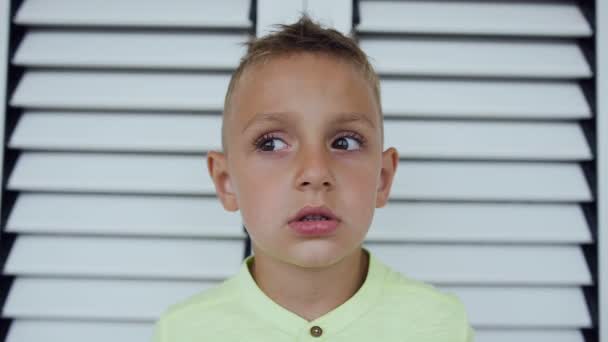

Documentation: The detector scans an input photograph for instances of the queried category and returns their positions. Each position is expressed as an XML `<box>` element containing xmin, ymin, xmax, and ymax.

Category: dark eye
<box><xmin>257</xmin><ymin>137</ymin><xmax>288</xmax><ymax>152</ymax></box>
<box><xmin>332</xmin><ymin>136</ymin><xmax>361</xmax><ymax>150</ymax></box>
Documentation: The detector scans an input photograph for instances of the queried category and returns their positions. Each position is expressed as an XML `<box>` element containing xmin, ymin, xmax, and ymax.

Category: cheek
<box><xmin>335</xmin><ymin>162</ymin><xmax>379</xmax><ymax>221</ymax></box>
<box><xmin>337</xmin><ymin>157</ymin><xmax>379</xmax><ymax>192</ymax></box>
<box><xmin>233</xmin><ymin>154</ymin><xmax>278</xmax><ymax>188</ymax></box>
<box><xmin>232</xmin><ymin>158</ymin><xmax>291</xmax><ymax>229</ymax></box>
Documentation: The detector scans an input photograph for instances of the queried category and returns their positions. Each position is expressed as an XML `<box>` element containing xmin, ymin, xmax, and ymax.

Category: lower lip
<box><xmin>288</xmin><ymin>219</ymin><xmax>339</xmax><ymax>236</ymax></box>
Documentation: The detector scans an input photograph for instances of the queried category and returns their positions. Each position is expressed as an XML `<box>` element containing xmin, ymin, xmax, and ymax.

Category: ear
<box><xmin>207</xmin><ymin>151</ymin><xmax>239</xmax><ymax>212</ymax></box>
<box><xmin>376</xmin><ymin>147</ymin><xmax>399</xmax><ymax>208</ymax></box>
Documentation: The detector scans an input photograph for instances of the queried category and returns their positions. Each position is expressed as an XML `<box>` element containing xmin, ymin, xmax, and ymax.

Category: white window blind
<box><xmin>357</xmin><ymin>1</ymin><xmax>595</xmax><ymax>342</ymax></box>
<box><xmin>0</xmin><ymin>1</ymin><xmax>601</xmax><ymax>342</ymax></box>
<box><xmin>2</xmin><ymin>1</ymin><xmax>251</xmax><ymax>342</ymax></box>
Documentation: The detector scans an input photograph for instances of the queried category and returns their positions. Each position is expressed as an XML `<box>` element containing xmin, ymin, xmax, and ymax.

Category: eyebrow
<box><xmin>241</xmin><ymin>111</ymin><xmax>376</xmax><ymax>133</ymax></box>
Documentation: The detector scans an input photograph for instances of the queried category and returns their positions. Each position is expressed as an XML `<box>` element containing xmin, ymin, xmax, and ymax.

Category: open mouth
<box><xmin>288</xmin><ymin>206</ymin><xmax>340</xmax><ymax>236</ymax></box>
<box><xmin>289</xmin><ymin>205</ymin><xmax>339</xmax><ymax>223</ymax></box>
<box><xmin>299</xmin><ymin>214</ymin><xmax>330</xmax><ymax>221</ymax></box>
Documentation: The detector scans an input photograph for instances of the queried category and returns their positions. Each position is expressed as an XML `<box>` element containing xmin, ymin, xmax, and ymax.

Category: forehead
<box><xmin>227</xmin><ymin>53</ymin><xmax>379</xmax><ymax>129</ymax></box>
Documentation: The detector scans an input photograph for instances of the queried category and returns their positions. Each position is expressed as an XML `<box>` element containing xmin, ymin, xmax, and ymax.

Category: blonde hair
<box><xmin>222</xmin><ymin>15</ymin><xmax>382</xmax><ymax>151</ymax></box>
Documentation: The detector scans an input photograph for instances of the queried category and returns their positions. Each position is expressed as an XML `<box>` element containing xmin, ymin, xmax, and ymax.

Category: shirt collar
<box><xmin>234</xmin><ymin>247</ymin><xmax>388</xmax><ymax>337</ymax></box>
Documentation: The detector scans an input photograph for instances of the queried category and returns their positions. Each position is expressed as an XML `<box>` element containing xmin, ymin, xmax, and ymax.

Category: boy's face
<box><xmin>208</xmin><ymin>53</ymin><xmax>398</xmax><ymax>269</ymax></box>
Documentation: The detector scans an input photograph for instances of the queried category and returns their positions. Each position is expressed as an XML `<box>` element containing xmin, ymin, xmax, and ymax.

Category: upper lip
<box><xmin>289</xmin><ymin>205</ymin><xmax>340</xmax><ymax>223</ymax></box>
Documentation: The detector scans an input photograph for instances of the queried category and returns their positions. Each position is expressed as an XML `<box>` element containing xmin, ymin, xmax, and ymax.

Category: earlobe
<box><xmin>376</xmin><ymin>147</ymin><xmax>399</xmax><ymax>208</ymax></box>
<box><xmin>207</xmin><ymin>151</ymin><xmax>239</xmax><ymax>212</ymax></box>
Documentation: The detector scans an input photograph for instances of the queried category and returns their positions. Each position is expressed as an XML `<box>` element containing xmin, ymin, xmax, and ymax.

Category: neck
<box><xmin>248</xmin><ymin>247</ymin><xmax>369</xmax><ymax>322</ymax></box>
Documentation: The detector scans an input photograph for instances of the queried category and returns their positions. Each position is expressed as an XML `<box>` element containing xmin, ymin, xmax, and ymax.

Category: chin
<box><xmin>284</xmin><ymin>241</ymin><xmax>353</xmax><ymax>269</ymax></box>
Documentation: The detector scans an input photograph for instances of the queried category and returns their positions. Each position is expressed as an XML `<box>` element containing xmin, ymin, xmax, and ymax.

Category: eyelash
<box><xmin>253</xmin><ymin>131</ymin><xmax>367</xmax><ymax>151</ymax></box>
<box><xmin>335</xmin><ymin>131</ymin><xmax>367</xmax><ymax>148</ymax></box>
<box><xmin>253</xmin><ymin>133</ymin><xmax>280</xmax><ymax>150</ymax></box>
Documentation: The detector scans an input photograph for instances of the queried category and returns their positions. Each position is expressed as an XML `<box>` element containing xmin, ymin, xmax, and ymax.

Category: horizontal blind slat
<box><xmin>7</xmin><ymin>321</ymin><xmax>152</xmax><ymax>342</ymax></box>
<box><xmin>6</xmin><ymin>194</ymin><xmax>590</xmax><ymax>243</ymax></box>
<box><xmin>361</xmin><ymin>38</ymin><xmax>591</xmax><ymax>78</ymax></box>
<box><xmin>2</xmin><ymin>278</ymin><xmax>216</xmax><ymax>320</ymax></box>
<box><xmin>11</xmin><ymin>112</ymin><xmax>223</xmax><ymax>153</ymax></box>
<box><xmin>5</xmin><ymin>320</ymin><xmax>586</xmax><ymax>342</ymax></box>
<box><xmin>446</xmin><ymin>286</ymin><xmax>591</xmax><ymax>327</ymax></box>
<box><xmin>358</xmin><ymin>1</ymin><xmax>592</xmax><ymax>37</ymax></box>
<box><xmin>6</xmin><ymin>193</ymin><xmax>244</xmax><ymax>238</ymax></box>
<box><xmin>10</xmin><ymin>71</ymin><xmax>229</xmax><ymax>111</ymax></box>
<box><xmin>367</xmin><ymin>242</ymin><xmax>591</xmax><ymax>285</ymax></box>
<box><xmin>5</xmin><ymin>236</ymin><xmax>243</xmax><ymax>279</ymax></box>
<box><xmin>14</xmin><ymin>31</ymin><xmax>248</xmax><ymax>69</ymax></box>
<box><xmin>392</xmin><ymin>161</ymin><xmax>591</xmax><ymax>202</ymax></box>
<box><xmin>381</xmin><ymin>79</ymin><xmax>590</xmax><ymax>119</ymax></box>
<box><xmin>384</xmin><ymin>120</ymin><xmax>591</xmax><ymax>161</ymax></box>
<box><xmin>5</xmin><ymin>236</ymin><xmax>591</xmax><ymax>284</ymax></box>
<box><xmin>15</xmin><ymin>0</ymin><xmax>252</xmax><ymax>28</ymax></box>
<box><xmin>7</xmin><ymin>153</ymin><xmax>593</xmax><ymax>201</ymax></box>
<box><xmin>11</xmin><ymin>112</ymin><xmax>592</xmax><ymax>161</ymax></box>
<box><xmin>370</xmin><ymin>202</ymin><xmax>591</xmax><ymax>243</ymax></box>
<box><xmin>474</xmin><ymin>329</ymin><xmax>584</xmax><ymax>342</ymax></box>
<box><xmin>11</xmin><ymin>72</ymin><xmax>591</xmax><ymax>118</ymax></box>
<box><xmin>3</xmin><ymin>279</ymin><xmax>591</xmax><ymax>327</ymax></box>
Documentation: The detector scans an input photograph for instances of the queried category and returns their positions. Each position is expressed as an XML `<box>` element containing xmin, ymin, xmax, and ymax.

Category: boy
<box><xmin>153</xmin><ymin>16</ymin><xmax>474</xmax><ymax>341</ymax></box>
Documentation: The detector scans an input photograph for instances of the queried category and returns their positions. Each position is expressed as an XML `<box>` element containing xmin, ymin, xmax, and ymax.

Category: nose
<box><xmin>295</xmin><ymin>144</ymin><xmax>334</xmax><ymax>191</ymax></box>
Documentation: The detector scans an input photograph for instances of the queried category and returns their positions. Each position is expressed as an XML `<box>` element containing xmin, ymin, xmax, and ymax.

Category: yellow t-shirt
<box><xmin>153</xmin><ymin>249</ymin><xmax>474</xmax><ymax>341</ymax></box>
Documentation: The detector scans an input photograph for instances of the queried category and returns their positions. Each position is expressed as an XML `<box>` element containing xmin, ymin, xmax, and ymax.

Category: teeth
<box><xmin>301</xmin><ymin>215</ymin><xmax>329</xmax><ymax>221</ymax></box>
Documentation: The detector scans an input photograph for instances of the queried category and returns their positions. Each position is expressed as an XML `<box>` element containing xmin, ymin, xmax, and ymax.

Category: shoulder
<box><xmin>376</xmin><ymin>262</ymin><xmax>474</xmax><ymax>341</ymax></box>
<box><xmin>382</xmin><ymin>267</ymin><xmax>461</xmax><ymax>308</ymax></box>
<box><xmin>153</xmin><ymin>275</ymin><xmax>243</xmax><ymax>342</ymax></box>
<box><xmin>169</xmin><ymin>277</ymin><xmax>240</xmax><ymax>316</ymax></box>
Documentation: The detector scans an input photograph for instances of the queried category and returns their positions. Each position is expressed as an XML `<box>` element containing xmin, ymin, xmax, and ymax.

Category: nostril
<box><xmin>298</xmin><ymin>179</ymin><xmax>332</xmax><ymax>188</ymax></box>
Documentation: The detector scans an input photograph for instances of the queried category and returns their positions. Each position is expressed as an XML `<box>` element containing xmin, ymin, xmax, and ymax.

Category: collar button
<box><xmin>310</xmin><ymin>325</ymin><xmax>323</xmax><ymax>337</ymax></box>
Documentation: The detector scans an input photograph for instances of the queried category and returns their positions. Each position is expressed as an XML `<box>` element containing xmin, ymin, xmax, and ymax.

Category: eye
<box><xmin>332</xmin><ymin>134</ymin><xmax>363</xmax><ymax>151</ymax></box>
<box><xmin>255</xmin><ymin>135</ymin><xmax>288</xmax><ymax>152</ymax></box>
